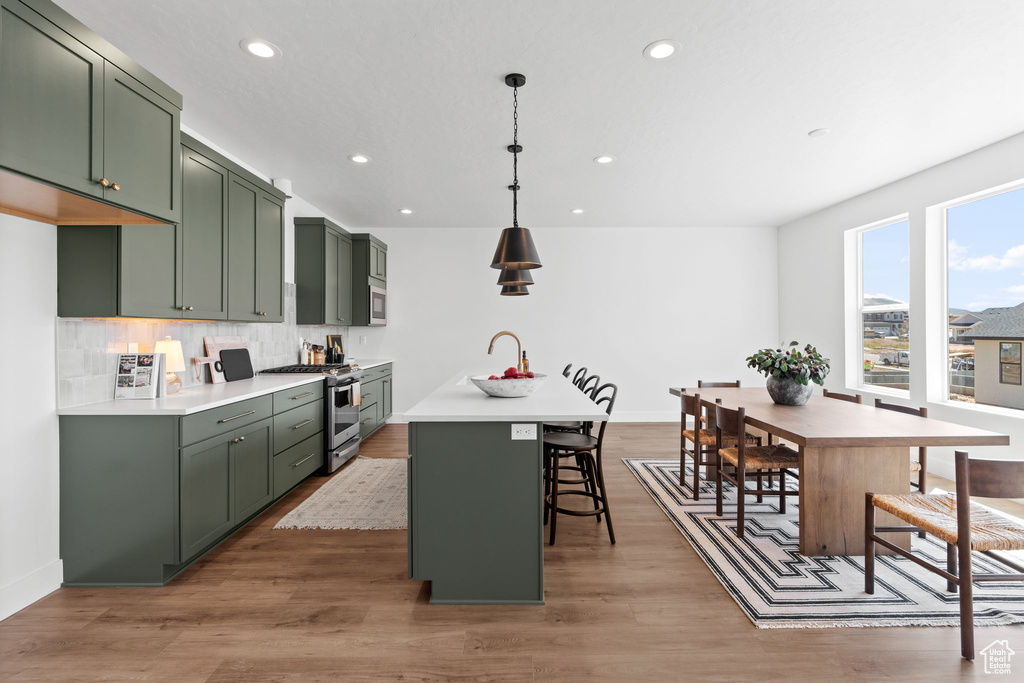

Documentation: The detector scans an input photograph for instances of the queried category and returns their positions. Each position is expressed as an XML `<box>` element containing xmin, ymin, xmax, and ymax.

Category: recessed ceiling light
<box><xmin>399</xmin><ymin>208</ymin><xmax>413</xmax><ymax>215</ymax></box>
<box><xmin>594</xmin><ymin>155</ymin><xmax>616</xmax><ymax>164</ymax></box>
<box><xmin>808</xmin><ymin>128</ymin><xmax>831</xmax><ymax>138</ymax></box>
<box><xmin>239</xmin><ymin>39</ymin><xmax>281</xmax><ymax>59</ymax></box>
<box><xmin>570</xmin><ymin>208</ymin><xmax>584</xmax><ymax>214</ymax></box>
<box><xmin>643</xmin><ymin>39</ymin><xmax>681</xmax><ymax>60</ymax></box>
<box><xmin>349</xmin><ymin>154</ymin><xmax>371</xmax><ymax>163</ymax></box>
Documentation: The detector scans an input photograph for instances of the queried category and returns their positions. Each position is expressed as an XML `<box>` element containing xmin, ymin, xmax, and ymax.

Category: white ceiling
<box><xmin>57</xmin><ymin>0</ymin><xmax>1024</xmax><ymax>228</ymax></box>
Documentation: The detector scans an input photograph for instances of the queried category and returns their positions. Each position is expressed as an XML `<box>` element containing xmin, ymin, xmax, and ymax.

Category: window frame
<box><xmin>999</xmin><ymin>342</ymin><xmax>1022</xmax><ymax>386</ymax></box>
<box><xmin>843</xmin><ymin>213</ymin><xmax>911</xmax><ymax>398</ymax></box>
<box><xmin>935</xmin><ymin>178</ymin><xmax>1024</xmax><ymax>410</ymax></box>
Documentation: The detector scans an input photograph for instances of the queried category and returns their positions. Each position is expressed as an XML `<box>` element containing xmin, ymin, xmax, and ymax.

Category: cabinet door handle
<box><xmin>383</xmin><ymin>379</ymin><xmax>390</xmax><ymax>384</ymax></box>
<box><xmin>338</xmin><ymin>317</ymin><xmax>345</xmax><ymax>321</ymax></box>
<box><xmin>111</xmin><ymin>182</ymin><xmax>121</xmax><ymax>191</ymax></box>
<box><xmin>179</xmin><ymin>306</ymin><xmax>187</xmax><ymax>311</ymax></box>
<box><xmin>258</xmin><ymin>311</ymin><xmax>267</xmax><ymax>317</ymax></box>
<box><xmin>186</xmin><ymin>306</ymin><xmax>194</xmax><ymax>311</ymax></box>
<box><xmin>291</xmin><ymin>453</ymin><xmax>316</xmax><ymax>468</ymax></box>
<box><xmin>291</xmin><ymin>418</ymin><xmax>314</xmax><ymax>430</ymax></box>
<box><xmin>290</xmin><ymin>392</ymin><xmax>315</xmax><ymax>400</ymax></box>
<box><xmin>98</xmin><ymin>178</ymin><xmax>110</xmax><ymax>187</ymax></box>
<box><xmin>232</xmin><ymin>435</ymin><xmax>246</xmax><ymax>443</ymax></box>
<box><xmin>218</xmin><ymin>410</ymin><xmax>255</xmax><ymax>424</ymax></box>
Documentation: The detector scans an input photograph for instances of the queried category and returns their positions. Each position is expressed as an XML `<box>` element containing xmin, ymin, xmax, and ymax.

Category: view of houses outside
<box><xmin>862</xmin><ymin>220</ymin><xmax>910</xmax><ymax>391</ymax></box>
<box><xmin>946</xmin><ymin>186</ymin><xmax>1024</xmax><ymax>409</ymax></box>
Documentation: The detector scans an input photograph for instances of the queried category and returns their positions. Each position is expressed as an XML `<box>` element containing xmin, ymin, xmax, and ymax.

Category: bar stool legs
<box><xmin>545</xmin><ymin>446</ymin><xmax>615</xmax><ymax>546</ymax></box>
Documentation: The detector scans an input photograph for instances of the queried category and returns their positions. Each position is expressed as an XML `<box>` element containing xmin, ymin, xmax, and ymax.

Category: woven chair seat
<box><xmin>871</xmin><ymin>493</ymin><xmax>1024</xmax><ymax>552</ymax></box>
<box><xmin>683</xmin><ymin>429</ymin><xmax>758</xmax><ymax>447</ymax></box>
<box><xmin>719</xmin><ymin>444</ymin><xmax>799</xmax><ymax>470</ymax></box>
<box><xmin>909</xmin><ymin>460</ymin><xmax>922</xmax><ymax>473</ymax></box>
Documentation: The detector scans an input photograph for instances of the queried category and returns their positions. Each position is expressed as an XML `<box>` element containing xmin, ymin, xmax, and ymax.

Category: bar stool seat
<box><xmin>719</xmin><ymin>444</ymin><xmax>799</xmax><ymax>470</ymax></box>
<box><xmin>543</xmin><ymin>431</ymin><xmax>597</xmax><ymax>450</ymax></box>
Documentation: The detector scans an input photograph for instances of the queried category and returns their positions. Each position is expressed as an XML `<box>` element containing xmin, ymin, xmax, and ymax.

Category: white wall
<box><xmin>778</xmin><ymin>131</ymin><xmax>1024</xmax><ymax>479</ymax></box>
<box><xmin>0</xmin><ymin>214</ymin><xmax>62</xmax><ymax>620</ymax></box>
<box><xmin>352</xmin><ymin>226</ymin><xmax>780</xmax><ymax>421</ymax></box>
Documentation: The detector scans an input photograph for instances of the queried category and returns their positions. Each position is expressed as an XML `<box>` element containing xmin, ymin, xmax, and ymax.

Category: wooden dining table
<box><xmin>669</xmin><ymin>386</ymin><xmax>1010</xmax><ymax>556</ymax></box>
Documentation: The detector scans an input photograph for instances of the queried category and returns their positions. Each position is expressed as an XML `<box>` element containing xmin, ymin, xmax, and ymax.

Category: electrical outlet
<box><xmin>511</xmin><ymin>424</ymin><xmax>537</xmax><ymax>440</ymax></box>
<box><xmin>359</xmin><ymin>335</ymin><xmax>367</xmax><ymax>345</ymax></box>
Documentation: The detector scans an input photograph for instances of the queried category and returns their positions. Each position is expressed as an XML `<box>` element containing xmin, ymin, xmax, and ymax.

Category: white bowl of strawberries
<box><xmin>470</xmin><ymin>368</ymin><xmax>548</xmax><ymax>398</ymax></box>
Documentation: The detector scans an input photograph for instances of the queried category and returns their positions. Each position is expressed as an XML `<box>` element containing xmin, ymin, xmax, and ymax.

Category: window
<box><xmin>1000</xmin><ymin>343</ymin><xmax>1021</xmax><ymax>385</ymax></box>
<box><xmin>945</xmin><ymin>184</ymin><xmax>1024</xmax><ymax>408</ymax></box>
<box><xmin>856</xmin><ymin>218</ymin><xmax>910</xmax><ymax>394</ymax></box>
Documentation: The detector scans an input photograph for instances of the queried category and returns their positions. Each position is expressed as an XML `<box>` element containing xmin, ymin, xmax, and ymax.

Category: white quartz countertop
<box><xmin>348</xmin><ymin>358</ymin><xmax>393</xmax><ymax>370</ymax></box>
<box><xmin>57</xmin><ymin>375</ymin><xmax>325</xmax><ymax>416</ymax></box>
<box><xmin>405</xmin><ymin>369</ymin><xmax>608</xmax><ymax>422</ymax></box>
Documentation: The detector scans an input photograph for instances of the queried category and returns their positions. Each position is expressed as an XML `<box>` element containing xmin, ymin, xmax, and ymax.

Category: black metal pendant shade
<box><xmin>491</xmin><ymin>227</ymin><xmax>541</xmax><ymax>270</ymax></box>
<box><xmin>500</xmin><ymin>285</ymin><xmax>530</xmax><ymax>296</ymax></box>
<box><xmin>491</xmin><ymin>72</ymin><xmax>541</xmax><ymax>279</ymax></box>
<box><xmin>496</xmin><ymin>268</ymin><xmax>534</xmax><ymax>286</ymax></box>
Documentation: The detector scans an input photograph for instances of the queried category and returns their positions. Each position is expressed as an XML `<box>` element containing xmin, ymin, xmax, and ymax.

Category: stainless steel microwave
<box><xmin>369</xmin><ymin>285</ymin><xmax>386</xmax><ymax>325</ymax></box>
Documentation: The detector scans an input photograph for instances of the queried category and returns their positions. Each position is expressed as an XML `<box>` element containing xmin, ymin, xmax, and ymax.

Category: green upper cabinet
<box><xmin>102</xmin><ymin>63</ymin><xmax>181</xmax><ymax>223</ymax></box>
<box><xmin>256</xmin><ymin>192</ymin><xmax>285</xmax><ymax>322</ymax></box>
<box><xmin>351</xmin><ymin>233</ymin><xmax>388</xmax><ymax>326</ymax></box>
<box><xmin>295</xmin><ymin>217</ymin><xmax>353</xmax><ymax>325</ymax></box>
<box><xmin>0</xmin><ymin>0</ymin><xmax>183</xmax><ymax>226</ymax></box>
<box><xmin>227</xmin><ymin>175</ymin><xmax>284</xmax><ymax>323</ymax></box>
<box><xmin>0</xmin><ymin>0</ymin><xmax>103</xmax><ymax>199</ymax></box>
<box><xmin>180</xmin><ymin>144</ymin><xmax>228</xmax><ymax>320</ymax></box>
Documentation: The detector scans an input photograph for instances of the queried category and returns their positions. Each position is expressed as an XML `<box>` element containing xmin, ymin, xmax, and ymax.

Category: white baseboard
<box><xmin>0</xmin><ymin>559</ymin><xmax>63</xmax><ymax>622</ymax></box>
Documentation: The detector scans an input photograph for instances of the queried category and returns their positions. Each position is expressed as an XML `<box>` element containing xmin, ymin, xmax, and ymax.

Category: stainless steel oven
<box><xmin>327</xmin><ymin>379</ymin><xmax>361</xmax><ymax>472</ymax></box>
<box><xmin>369</xmin><ymin>285</ymin><xmax>386</xmax><ymax>325</ymax></box>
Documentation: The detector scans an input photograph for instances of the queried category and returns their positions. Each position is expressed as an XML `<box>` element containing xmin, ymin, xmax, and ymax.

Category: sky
<box><xmin>861</xmin><ymin>186</ymin><xmax>1024</xmax><ymax>312</ymax></box>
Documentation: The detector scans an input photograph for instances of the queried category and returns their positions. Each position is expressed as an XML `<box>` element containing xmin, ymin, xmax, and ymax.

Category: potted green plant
<box><xmin>746</xmin><ymin>342</ymin><xmax>830</xmax><ymax>406</ymax></box>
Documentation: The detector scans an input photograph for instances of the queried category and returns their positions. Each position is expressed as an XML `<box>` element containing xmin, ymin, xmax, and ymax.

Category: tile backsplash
<box><xmin>56</xmin><ymin>283</ymin><xmax>349</xmax><ymax>408</ymax></box>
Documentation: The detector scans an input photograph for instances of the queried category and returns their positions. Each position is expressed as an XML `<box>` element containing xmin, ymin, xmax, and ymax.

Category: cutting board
<box><xmin>202</xmin><ymin>336</ymin><xmax>250</xmax><ymax>383</ymax></box>
<box><xmin>219</xmin><ymin>348</ymin><xmax>254</xmax><ymax>382</ymax></box>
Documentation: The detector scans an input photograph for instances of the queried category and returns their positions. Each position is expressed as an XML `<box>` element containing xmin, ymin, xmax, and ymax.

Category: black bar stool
<box><xmin>543</xmin><ymin>383</ymin><xmax>618</xmax><ymax>545</ymax></box>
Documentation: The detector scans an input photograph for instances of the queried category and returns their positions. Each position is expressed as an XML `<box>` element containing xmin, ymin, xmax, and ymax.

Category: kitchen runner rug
<box><xmin>274</xmin><ymin>457</ymin><xmax>406</xmax><ymax>530</ymax></box>
<box><xmin>624</xmin><ymin>458</ymin><xmax>1024</xmax><ymax>629</ymax></box>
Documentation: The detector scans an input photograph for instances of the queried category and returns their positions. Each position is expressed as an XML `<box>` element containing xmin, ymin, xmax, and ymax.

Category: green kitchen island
<box><xmin>405</xmin><ymin>370</ymin><xmax>608</xmax><ymax>604</ymax></box>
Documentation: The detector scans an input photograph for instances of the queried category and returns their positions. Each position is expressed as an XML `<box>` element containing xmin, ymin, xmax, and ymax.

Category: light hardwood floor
<box><xmin>1</xmin><ymin>423</ymin><xmax>1020</xmax><ymax>682</ymax></box>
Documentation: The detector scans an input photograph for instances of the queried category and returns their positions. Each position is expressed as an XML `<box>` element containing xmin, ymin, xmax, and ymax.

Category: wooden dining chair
<box><xmin>823</xmin><ymin>389</ymin><xmax>863</xmax><ymax>404</ymax></box>
<box><xmin>874</xmin><ymin>399</ymin><xmax>928</xmax><ymax>494</ymax></box>
<box><xmin>544</xmin><ymin>383</ymin><xmax>619</xmax><ymax>545</ymax></box>
<box><xmin>679</xmin><ymin>391</ymin><xmax>759</xmax><ymax>500</ymax></box>
<box><xmin>714</xmin><ymin>403</ymin><xmax>800</xmax><ymax>538</ymax></box>
<box><xmin>866</xmin><ymin>451</ymin><xmax>1024</xmax><ymax>661</ymax></box>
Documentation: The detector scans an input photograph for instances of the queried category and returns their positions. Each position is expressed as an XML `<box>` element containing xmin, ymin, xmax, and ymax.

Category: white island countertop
<box><xmin>57</xmin><ymin>375</ymin><xmax>325</xmax><ymax>416</ymax></box>
<box><xmin>405</xmin><ymin>369</ymin><xmax>608</xmax><ymax>422</ymax></box>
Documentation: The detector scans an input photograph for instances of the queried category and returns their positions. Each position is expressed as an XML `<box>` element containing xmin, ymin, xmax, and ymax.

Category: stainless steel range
<box><xmin>261</xmin><ymin>364</ymin><xmax>362</xmax><ymax>472</ymax></box>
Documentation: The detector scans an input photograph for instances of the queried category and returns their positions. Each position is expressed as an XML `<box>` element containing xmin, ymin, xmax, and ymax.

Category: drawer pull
<box><xmin>291</xmin><ymin>453</ymin><xmax>316</xmax><ymax>468</ymax></box>
<box><xmin>290</xmin><ymin>391</ymin><xmax>315</xmax><ymax>400</ymax></box>
<box><xmin>361</xmin><ymin>418</ymin><xmax>373</xmax><ymax>424</ymax></box>
<box><xmin>232</xmin><ymin>436</ymin><xmax>246</xmax><ymax>443</ymax></box>
<box><xmin>218</xmin><ymin>410</ymin><xmax>255</xmax><ymax>424</ymax></box>
<box><xmin>363</xmin><ymin>393</ymin><xmax>374</xmax><ymax>399</ymax></box>
<box><xmin>291</xmin><ymin>418</ymin><xmax>314</xmax><ymax>430</ymax></box>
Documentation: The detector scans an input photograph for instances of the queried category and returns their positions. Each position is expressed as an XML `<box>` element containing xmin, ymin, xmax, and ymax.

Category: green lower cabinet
<box><xmin>382</xmin><ymin>377</ymin><xmax>393</xmax><ymax>420</ymax></box>
<box><xmin>274</xmin><ymin>434</ymin><xmax>324</xmax><ymax>499</ymax></box>
<box><xmin>232</xmin><ymin>417</ymin><xmax>274</xmax><ymax>522</ymax></box>
<box><xmin>273</xmin><ymin>399</ymin><xmax>323</xmax><ymax>454</ymax></box>
<box><xmin>180</xmin><ymin>433</ymin><xmax>234</xmax><ymax>562</ymax></box>
<box><xmin>359</xmin><ymin>403</ymin><xmax>378</xmax><ymax>439</ymax></box>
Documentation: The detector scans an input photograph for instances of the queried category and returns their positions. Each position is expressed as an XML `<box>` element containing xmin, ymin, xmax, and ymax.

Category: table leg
<box><xmin>799</xmin><ymin>445</ymin><xmax>910</xmax><ymax>556</ymax></box>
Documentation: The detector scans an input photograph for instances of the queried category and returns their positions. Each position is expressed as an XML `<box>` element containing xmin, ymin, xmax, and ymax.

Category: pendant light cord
<box><xmin>512</xmin><ymin>84</ymin><xmax>519</xmax><ymax>229</ymax></box>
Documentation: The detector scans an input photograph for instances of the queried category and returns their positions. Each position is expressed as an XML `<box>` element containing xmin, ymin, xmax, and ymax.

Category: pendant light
<box><xmin>491</xmin><ymin>73</ymin><xmax>542</xmax><ymax>274</ymax></box>
<box><xmin>496</xmin><ymin>268</ymin><xmax>534</xmax><ymax>286</ymax></box>
<box><xmin>500</xmin><ymin>285</ymin><xmax>530</xmax><ymax>296</ymax></box>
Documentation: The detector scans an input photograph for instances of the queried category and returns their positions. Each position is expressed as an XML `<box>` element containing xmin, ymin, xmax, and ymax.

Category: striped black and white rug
<box><xmin>624</xmin><ymin>458</ymin><xmax>1024</xmax><ymax>629</ymax></box>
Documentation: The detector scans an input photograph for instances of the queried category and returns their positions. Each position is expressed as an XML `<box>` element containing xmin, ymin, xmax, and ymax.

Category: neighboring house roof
<box><xmin>949</xmin><ymin>312</ymin><xmax>985</xmax><ymax>328</ymax></box>
<box><xmin>965</xmin><ymin>302</ymin><xmax>1024</xmax><ymax>341</ymax></box>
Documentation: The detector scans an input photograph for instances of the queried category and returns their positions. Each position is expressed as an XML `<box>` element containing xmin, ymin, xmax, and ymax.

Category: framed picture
<box><xmin>327</xmin><ymin>334</ymin><xmax>344</xmax><ymax>359</ymax></box>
